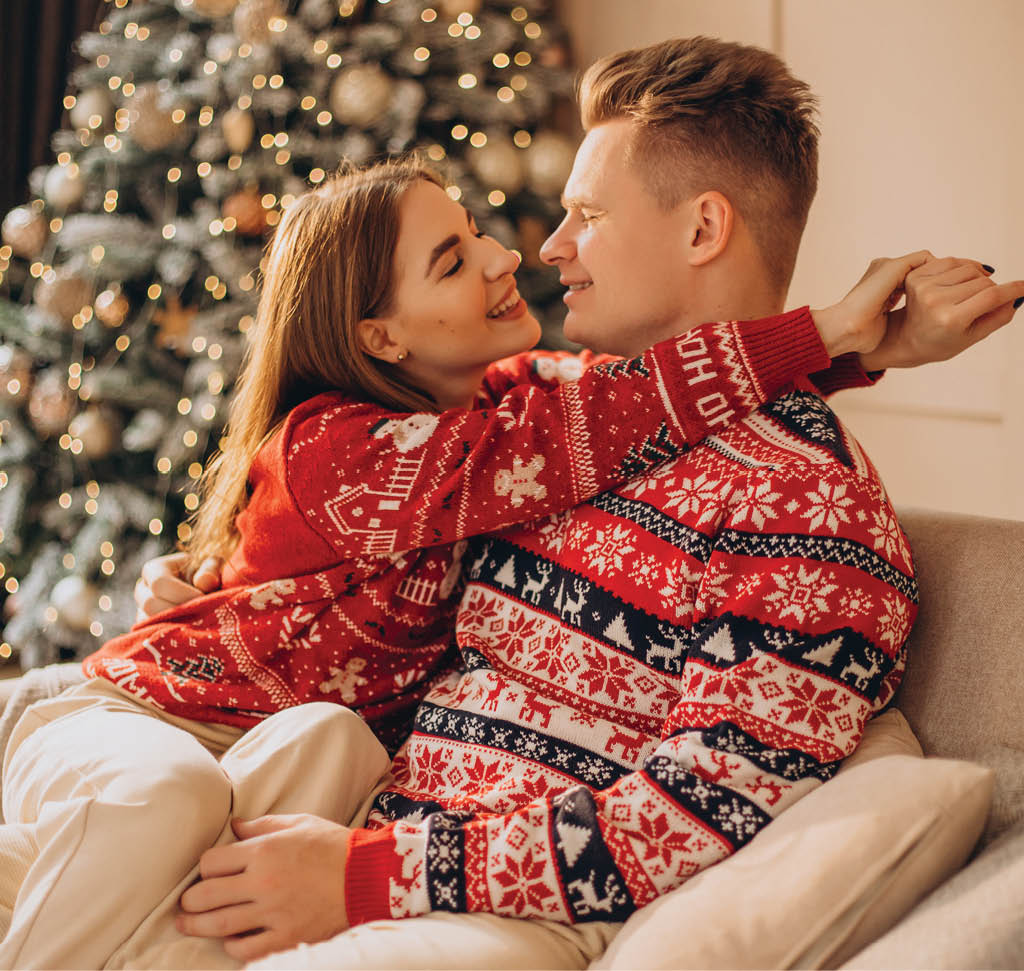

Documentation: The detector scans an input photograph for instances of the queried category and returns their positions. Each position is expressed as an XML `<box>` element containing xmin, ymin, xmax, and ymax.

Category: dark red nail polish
<box><xmin>982</xmin><ymin>264</ymin><xmax>995</xmax><ymax>273</ymax></box>
<box><xmin>1013</xmin><ymin>296</ymin><xmax>1023</xmax><ymax>310</ymax></box>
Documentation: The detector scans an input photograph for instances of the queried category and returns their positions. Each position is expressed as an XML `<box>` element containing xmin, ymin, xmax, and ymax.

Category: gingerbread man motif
<box><xmin>494</xmin><ymin>454</ymin><xmax>547</xmax><ymax>507</ymax></box>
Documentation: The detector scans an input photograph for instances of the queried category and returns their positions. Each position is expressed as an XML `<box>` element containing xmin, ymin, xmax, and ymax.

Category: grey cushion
<box><xmin>842</xmin><ymin>818</ymin><xmax>1024</xmax><ymax>969</ymax></box>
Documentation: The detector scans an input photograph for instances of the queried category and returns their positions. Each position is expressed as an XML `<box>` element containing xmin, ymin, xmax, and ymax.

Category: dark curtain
<box><xmin>0</xmin><ymin>0</ymin><xmax>105</xmax><ymax>215</ymax></box>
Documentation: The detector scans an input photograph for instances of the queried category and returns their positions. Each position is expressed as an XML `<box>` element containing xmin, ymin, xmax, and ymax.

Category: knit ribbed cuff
<box><xmin>345</xmin><ymin>826</ymin><xmax>404</xmax><ymax>927</ymax></box>
<box><xmin>811</xmin><ymin>352</ymin><xmax>883</xmax><ymax>397</ymax></box>
<box><xmin>735</xmin><ymin>306</ymin><xmax>832</xmax><ymax>400</ymax></box>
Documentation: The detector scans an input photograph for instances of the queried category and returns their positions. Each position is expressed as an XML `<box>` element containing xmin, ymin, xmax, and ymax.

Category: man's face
<box><xmin>539</xmin><ymin>119</ymin><xmax>694</xmax><ymax>357</ymax></box>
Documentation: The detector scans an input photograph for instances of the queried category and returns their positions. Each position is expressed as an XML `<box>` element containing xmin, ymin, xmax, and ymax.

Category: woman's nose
<box><xmin>484</xmin><ymin>236</ymin><xmax>522</xmax><ymax>279</ymax></box>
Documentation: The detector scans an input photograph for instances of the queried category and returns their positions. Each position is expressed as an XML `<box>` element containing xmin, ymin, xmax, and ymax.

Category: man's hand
<box><xmin>177</xmin><ymin>815</ymin><xmax>352</xmax><ymax>963</ymax></box>
<box><xmin>811</xmin><ymin>250</ymin><xmax>936</xmax><ymax>359</ymax></box>
<box><xmin>861</xmin><ymin>257</ymin><xmax>1024</xmax><ymax>370</ymax></box>
<box><xmin>133</xmin><ymin>552</ymin><xmax>222</xmax><ymax>623</ymax></box>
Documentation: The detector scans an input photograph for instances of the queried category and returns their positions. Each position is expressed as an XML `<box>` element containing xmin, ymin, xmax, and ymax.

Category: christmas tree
<box><xmin>0</xmin><ymin>0</ymin><xmax>578</xmax><ymax>671</ymax></box>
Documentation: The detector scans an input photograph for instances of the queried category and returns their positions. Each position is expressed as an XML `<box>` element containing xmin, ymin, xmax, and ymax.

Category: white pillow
<box><xmin>592</xmin><ymin>709</ymin><xmax>994</xmax><ymax>970</ymax></box>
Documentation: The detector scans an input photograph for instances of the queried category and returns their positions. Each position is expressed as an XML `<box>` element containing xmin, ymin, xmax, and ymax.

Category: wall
<box><xmin>556</xmin><ymin>0</ymin><xmax>1024</xmax><ymax>519</ymax></box>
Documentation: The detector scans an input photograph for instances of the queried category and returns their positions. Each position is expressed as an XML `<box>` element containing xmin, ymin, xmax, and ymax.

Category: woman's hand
<box><xmin>811</xmin><ymin>250</ymin><xmax>936</xmax><ymax>359</ymax></box>
<box><xmin>860</xmin><ymin>257</ymin><xmax>1024</xmax><ymax>370</ymax></box>
<box><xmin>133</xmin><ymin>552</ymin><xmax>222</xmax><ymax>623</ymax></box>
<box><xmin>177</xmin><ymin>814</ymin><xmax>352</xmax><ymax>963</ymax></box>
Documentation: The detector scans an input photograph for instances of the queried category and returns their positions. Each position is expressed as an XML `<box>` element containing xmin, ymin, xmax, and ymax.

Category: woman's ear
<box><xmin>357</xmin><ymin>317</ymin><xmax>406</xmax><ymax>364</ymax></box>
<box><xmin>686</xmin><ymin>190</ymin><xmax>734</xmax><ymax>266</ymax></box>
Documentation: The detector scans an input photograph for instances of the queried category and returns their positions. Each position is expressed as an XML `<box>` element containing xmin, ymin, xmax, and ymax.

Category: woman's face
<box><xmin>372</xmin><ymin>179</ymin><xmax>542</xmax><ymax>408</ymax></box>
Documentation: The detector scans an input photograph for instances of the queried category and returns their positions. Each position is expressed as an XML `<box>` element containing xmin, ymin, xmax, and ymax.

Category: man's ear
<box><xmin>357</xmin><ymin>317</ymin><xmax>405</xmax><ymax>364</ymax></box>
<box><xmin>686</xmin><ymin>190</ymin><xmax>734</xmax><ymax>266</ymax></box>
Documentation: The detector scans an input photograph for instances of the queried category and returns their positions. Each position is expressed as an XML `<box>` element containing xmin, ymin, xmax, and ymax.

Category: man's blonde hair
<box><xmin>579</xmin><ymin>36</ymin><xmax>819</xmax><ymax>290</ymax></box>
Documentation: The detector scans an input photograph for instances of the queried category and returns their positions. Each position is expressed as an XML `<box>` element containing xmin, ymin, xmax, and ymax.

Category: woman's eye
<box><xmin>442</xmin><ymin>257</ymin><xmax>464</xmax><ymax>278</ymax></box>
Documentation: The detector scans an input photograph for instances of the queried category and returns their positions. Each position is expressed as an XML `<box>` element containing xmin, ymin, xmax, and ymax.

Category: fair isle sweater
<box><xmin>86</xmin><ymin>311</ymin><xmax>854</xmax><ymax>751</ymax></box>
<box><xmin>345</xmin><ymin>373</ymin><xmax>915</xmax><ymax>925</ymax></box>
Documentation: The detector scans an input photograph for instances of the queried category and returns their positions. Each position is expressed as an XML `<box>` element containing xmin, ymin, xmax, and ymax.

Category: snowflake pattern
<box><xmin>877</xmin><ymin>593</ymin><xmax>911</xmax><ymax>650</ymax></box>
<box><xmin>583</xmin><ymin>524</ymin><xmax>637</xmax><ymax>577</ymax></box>
<box><xmin>664</xmin><ymin>473</ymin><xmax>728</xmax><ymax>526</ymax></box>
<box><xmin>802</xmin><ymin>478</ymin><xmax>855</xmax><ymax>533</ymax></box>
<box><xmin>730</xmin><ymin>477</ymin><xmax>782</xmax><ymax>529</ymax></box>
<box><xmin>763</xmin><ymin>565</ymin><xmax>839</xmax><ymax>624</ymax></box>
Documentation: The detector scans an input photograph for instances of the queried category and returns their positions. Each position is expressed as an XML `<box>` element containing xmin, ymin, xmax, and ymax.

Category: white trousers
<box><xmin>0</xmin><ymin>679</ymin><xmax>391</xmax><ymax>970</ymax></box>
<box><xmin>0</xmin><ymin>678</ymin><xmax>618</xmax><ymax>970</ymax></box>
<box><xmin>247</xmin><ymin>911</ymin><xmax>620</xmax><ymax>971</ymax></box>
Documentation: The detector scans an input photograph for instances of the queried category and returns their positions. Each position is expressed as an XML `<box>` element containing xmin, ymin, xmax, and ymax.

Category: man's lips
<box><xmin>561</xmin><ymin>279</ymin><xmax>592</xmax><ymax>304</ymax></box>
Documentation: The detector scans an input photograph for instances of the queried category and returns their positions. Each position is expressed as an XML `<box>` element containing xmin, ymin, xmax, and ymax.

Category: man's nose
<box><xmin>539</xmin><ymin>216</ymin><xmax>573</xmax><ymax>265</ymax></box>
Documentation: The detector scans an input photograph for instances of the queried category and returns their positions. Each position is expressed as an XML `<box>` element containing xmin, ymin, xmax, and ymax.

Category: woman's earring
<box><xmin>396</xmin><ymin>351</ymin><xmax>407</xmax><ymax>362</ymax></box>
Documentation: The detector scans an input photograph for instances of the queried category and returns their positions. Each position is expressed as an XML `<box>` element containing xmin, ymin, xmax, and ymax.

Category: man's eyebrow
<box><xmin>425</xmin><ymin>208</ymin><xmax>473</xmax><ymax>277</ymax></box>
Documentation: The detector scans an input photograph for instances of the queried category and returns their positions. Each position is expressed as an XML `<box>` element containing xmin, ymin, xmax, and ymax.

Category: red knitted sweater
<box><xmin>85</xmin><ymin>311</ymin><xmax>863</xmax><ymax>753</ymax></box>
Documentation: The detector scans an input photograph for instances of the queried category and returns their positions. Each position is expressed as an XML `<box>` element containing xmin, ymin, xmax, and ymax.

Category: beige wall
<box><xmin>556</xmin><ymin>0</ymin><xmax>1024</xmax><ymax>519</ymax></box>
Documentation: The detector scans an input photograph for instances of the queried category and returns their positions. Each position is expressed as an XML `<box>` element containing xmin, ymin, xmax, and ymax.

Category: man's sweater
<box><xmin>346</xmin><ymin>377</ymin><xmax>915</xmax><ymax>925</ymax></box>
<box><xmin>85</xmin><ymin>311</ymin><xmax>846</xmax><ymax>751</ymax></box>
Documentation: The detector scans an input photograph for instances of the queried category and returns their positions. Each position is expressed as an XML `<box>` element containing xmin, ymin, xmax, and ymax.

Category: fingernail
<box><xmin>1013</xmin><ymin>296</ymin><xmax>1023</xmax><ymax>310</ymax></box>
<box><xmin>982</xmin><ymin>264</ymin><xmax>995</xmax><ymax>273</ymax></box>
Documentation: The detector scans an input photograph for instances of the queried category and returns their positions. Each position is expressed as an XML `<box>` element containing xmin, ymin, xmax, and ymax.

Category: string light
<box><xmin>465</xmin><ymin>25</ymin><xmax>481</xmax><ymax>39</ymax></box>
<box><xmin>524</xmin><ymin>22</ymin><xmax>542</xmax><ymax>38</ymax></box>
<box><xmin>514</xmin><ymin>51</ymin><xmax>532</xmax><ymax>66</ymax></box>
<box><xmin>448</xmin><ymin>24</ymin><xmax>463</xmax><ymax>38</ymax></box>
<box><xmin>421</xmin><ymin>7</ymin><xmax>437</xmax><ymax>22</ymax></box>
<box><xmin>469</xmin><ymin>131</ymin><xmax>487</xmax><ymax>147</ymax></box>
<box><xmin>488</xmin><ymin>190</ymin><xmax>506</xmax><ymax>206</ymax></box>
<box><xmin>178</xmin><ymin>397</ymin><xmax>193</xmax><ymax>414</ymax></box>
<box><xmin>493</xmin><ymin>53</ymin><xmax>510</xmax><ymax>68</ymax></box>
<box><xmin>63</xmin><ymin>553</ymin><xmax>76</xmax><ymax>568</ymax></box>
<box><xmin>149</xmin><ymin>519</ymin><xmax>163</xmax><ymax>536</ymax></box>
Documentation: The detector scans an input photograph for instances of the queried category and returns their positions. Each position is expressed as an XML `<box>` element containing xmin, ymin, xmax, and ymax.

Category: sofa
<box><xmin>0</xmin><ymin>507</ymin><xmax>1020</xmax><ymax>969</ymax></box>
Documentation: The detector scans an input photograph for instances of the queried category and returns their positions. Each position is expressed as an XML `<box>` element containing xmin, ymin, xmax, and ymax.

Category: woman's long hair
<box><xmin>183</xmin><ymin>159</ymin><xmax>442</xmax><ymax>573</ymax></box>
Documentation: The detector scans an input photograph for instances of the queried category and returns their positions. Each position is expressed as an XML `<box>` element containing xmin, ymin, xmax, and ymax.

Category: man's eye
<box><xmin>443</xmin><ymin>257</ymin><xmax>464</xmax><ymax>278</ymax></box>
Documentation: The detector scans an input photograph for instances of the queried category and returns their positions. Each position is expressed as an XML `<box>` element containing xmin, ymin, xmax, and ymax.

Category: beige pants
<box><xmin>247</xmin><ymin>912</ymin><xmax>620</xmax><ymax>971</ymax></box>
<box><xmin>0</xmin><ymin>679</ymin><xmax>391</xmax><ymax>970</ymax></box>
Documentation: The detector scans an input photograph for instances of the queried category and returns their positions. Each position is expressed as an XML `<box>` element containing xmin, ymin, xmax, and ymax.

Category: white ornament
<box><xmin>330</xmin><ymin>65</ymin><xmax>393</xmax><ymax>128</ymax></box>
<box><xmin>1</xmin><ymin>205</ymin><xmax>48</xmax><ymax>258</ymax></box>
<box><xmin>50</xmin><ymin>575</ymin><xmax>98</xmax><ymax>632</ymax></box>
<box><xmin>43</xmin><ymin>164</ymin><xmax>85</xmax><ymax>210</ymax></box>
<box><xmin>69</xmin><ymin>87</ymin><xmax>114</xmax><ymax>132</ymax></box>
<box><xmin>222</xmin><ymin>107</ymin><xmax>255</xmax><ymax>153</ymax></box>
<box><xmin>469</xmin><ymin>137</ymin><xmax>525</xmax><ymax>194</ymax></box>
<box><xmin>68</xmin><ymin>407</ymin><xmax>121</xmax><ymax>460</ymax></box>
<box><xmin>524</xmin><ymin>131</ymin><xmax>577</xmax><ymax>197</ymax></box>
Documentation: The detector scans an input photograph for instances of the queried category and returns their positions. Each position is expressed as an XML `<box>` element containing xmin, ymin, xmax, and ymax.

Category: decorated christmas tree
<box><xmin>0</xmin><ymin>0</ymin><xmax>578</xmax><ymax>671</ymax></box>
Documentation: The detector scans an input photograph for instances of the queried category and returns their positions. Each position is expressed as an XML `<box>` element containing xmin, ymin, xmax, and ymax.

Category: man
<box><xmin>146</xmin><ymin>37</ymin><xmax>1019</xmax><ymax>970</ymax></box>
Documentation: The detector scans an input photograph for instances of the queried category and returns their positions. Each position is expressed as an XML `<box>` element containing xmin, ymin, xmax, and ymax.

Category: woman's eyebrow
<box><xmin>425</xmin><ymin>208</ymin><xmax>473</xmax><ymax>277</ymax></box>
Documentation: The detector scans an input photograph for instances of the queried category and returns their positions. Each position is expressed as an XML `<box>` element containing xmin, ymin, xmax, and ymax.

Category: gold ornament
<box><xmin>0</xmin><ymin>345</ymin><xmax>33</xmax><ymax>405</ymax></box>
<box><xmin>153</xmin><ymin>294</ymin><xmax>199</xmax><ymax>352</ymax></box>
<box><xmin>69</xmin><ymin>87</ymin><xmax>114</xmax><ymax>132</ymax></box>
<box><xmin>222</xmin><ymin>188</ymin><xmax>268</xmax><ymax>237</ymax></box>
<box><xmin>33</xmin><ymin>266</ymin><xmax>94</xmax><ymax>326</ymax></box>
<box><xmin>94</xmin><ymin>287</ymin><xmax>130</xmax><ymax>328</ymax></box>
<box><xmin>330</xmin><ymin>65</ymin><xmax>393</xmax><ymax>128</ymax></box>
<box><xmin>1</xmin><ymin>205</ymin><xmax>49</xmax><ymax>258</ymax></box>
<box><xmin>470</xmin><ymin>136</ymin><xmax>525</xmax><ymax>194</ymax></box>
<box><xmin>43</xmin><ymin>164</ymin><xmax>85</xmax><ymax>210</ymax></box>
<box><xmin>127</xmin><ymin>84</ymin><xmax>182</xmax><ymax>152</ymax></box>
<box><xmin>222</xmin><ymin>107</ymin><xmax>255</xmax><ymax>154</ymax></box>
<box><xmin>27</xmin><ymin>369</ymin><xmax>75</xmax><ymax>438</ymax></box>
<box><xmin>176</xmin><ymin>0</ymin><xmax>240</xmax><ymax>16</ymax></box>
<box><xmin>437</xmin><ymin>0</ymin><xmax>481</xmax><ymax>16</ymax></box>
<box><xmin>233</xmin><ymin>0</ymin><xmax>283</xmax><ymax>45</ymax></box>
<box><xmin>68</xmin><ymin>406</ymin><xmax>122</xmax><ymax>459</ymax></box>
<box><xmin>49</xmin><ymin>575</ymin><xmax>98</xmax><ymax>631</ymax></box>
<box><xmin>524</xmin><ymin>130</ymin><xmax>577</xmax><ymax>197</ymax></box>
